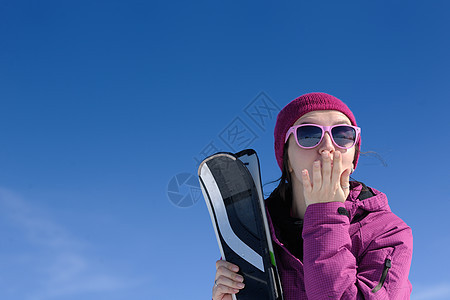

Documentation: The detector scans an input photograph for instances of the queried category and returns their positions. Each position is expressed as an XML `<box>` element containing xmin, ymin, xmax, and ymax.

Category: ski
<box><xmin>198</xmin><ymin>149</ymin><xmax>283</xmax><ymax>300</ymax></box>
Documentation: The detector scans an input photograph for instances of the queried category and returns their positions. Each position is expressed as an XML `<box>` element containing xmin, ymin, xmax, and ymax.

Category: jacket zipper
<box><xmin>371</xmin><ymin>258</ymin><xmax>391</xmax><ymax>293</ymax></box>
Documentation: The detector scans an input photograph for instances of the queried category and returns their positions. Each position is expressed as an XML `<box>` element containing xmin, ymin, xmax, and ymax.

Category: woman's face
<box><xmin>287</xmin><ymin>110</ymin><xmax>356</xmax><ymax>186</ymax></box>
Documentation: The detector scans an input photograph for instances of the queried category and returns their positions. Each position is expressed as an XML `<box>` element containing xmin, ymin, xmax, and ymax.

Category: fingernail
<box><xmin>237</xmin><ymin>283</ymin><xmax>245</xmax><ymax>288</ymax></box>
<box><xmin>302</xmin><ymin>170</ymin><xmax>307</xmax><ymax>176</ymax></box>
<box><xmin>236</xmin><ymin>275</ymin><xmax>244</xmax><ymax>282</ymax></box>
<box><xmin>232</xmin><ymin>265</ymin><xmax>239</xmax><ymax>272</ymax></box>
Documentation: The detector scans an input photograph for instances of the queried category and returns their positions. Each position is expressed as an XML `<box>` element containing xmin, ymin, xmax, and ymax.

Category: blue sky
<box><xmin>1</xmin><ymin>1</ymin><xmax>449</xmax><ymax>299</ymax></box>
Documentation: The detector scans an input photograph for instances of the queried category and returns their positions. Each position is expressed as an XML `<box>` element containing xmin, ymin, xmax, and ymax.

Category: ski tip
<box><xmin>235</xmin><ymin>148</ymin><xmax>257</xmax><ymax>158</ymax></box>
<box><xmin>197</xmin><ymin>152</ymin><xmax>237</xmax><ymax>177</ymax></box>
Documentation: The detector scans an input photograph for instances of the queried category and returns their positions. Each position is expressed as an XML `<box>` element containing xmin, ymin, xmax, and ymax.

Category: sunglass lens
<box><xmin>296</xmin><ymin>125</ymin><xmax>323</xmax><ymax>148</ymax></box>
<box><xmin>331</xmin><ymin>126</ymin><xmax>356</xmax><ymax>148</ymax></box>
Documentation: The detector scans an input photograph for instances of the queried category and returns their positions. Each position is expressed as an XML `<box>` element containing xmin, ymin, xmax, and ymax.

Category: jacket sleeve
<box><xmin>302</xmin><ymin>202</ymin><xmax>413</xmax><ymax>300</ymax></box>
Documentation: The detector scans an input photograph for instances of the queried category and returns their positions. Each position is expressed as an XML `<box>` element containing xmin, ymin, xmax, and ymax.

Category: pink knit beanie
<box><xmin>274</xmin><ymin>92</ymin><xmax>360</xmax><ymax>170</ymax></box>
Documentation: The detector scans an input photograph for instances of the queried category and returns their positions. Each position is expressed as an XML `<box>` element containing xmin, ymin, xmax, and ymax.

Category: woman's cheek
<box><xmin>291</xmin><ymin>168</ymin><xmax>303</xmax><ymax>184</ymax></box>
<box><xmin>293</xmin><ymin>166</ymin><xmax>313</xmax><ymax>185</ymax></box>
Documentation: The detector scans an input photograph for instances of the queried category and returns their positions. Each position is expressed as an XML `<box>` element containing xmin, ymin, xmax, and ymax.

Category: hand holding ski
<box><xmin>213</xmin><ymin>260</ymin><xmax>245</xmax><ymax>300</ymax></box>
<box><xmin>198</xmin><ymin>149</ymin><xmax>283</xmax><ymax>300</ymax></box>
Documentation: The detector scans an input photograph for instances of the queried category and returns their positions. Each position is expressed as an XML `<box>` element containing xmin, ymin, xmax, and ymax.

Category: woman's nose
<box><xmin>318</xmin><ymin>132</ymin><xmax>335</xmax><ymax>153</ymax></box>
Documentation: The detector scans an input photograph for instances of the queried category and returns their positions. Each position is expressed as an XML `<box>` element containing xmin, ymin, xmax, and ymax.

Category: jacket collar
<box><xmin>347</xmin><ymin>181</ymin><xmax>390</xmax><ymax>215</ymax></box>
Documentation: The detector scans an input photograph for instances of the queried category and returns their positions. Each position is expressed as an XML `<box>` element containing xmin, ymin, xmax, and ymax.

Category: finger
<box><xmin>214</xmin><ymin>274</ymin><xmax>245</xmax><ymax>290</ymax></box>
<box><xmin>213</xmin><ymin>294</ymin><xmax>233</xmax><ymax>300</ymax></box>
<box><xmin>340</xmin><ymin>167</ymin><xmax>351</xmax><ymax>198</ymax></box>
<box><xmin>215</xmin><ymin>266</ymin><xmax>244</xmax><ymax>283</ymax></box>
<box><xmin>301</xmin><ymin>169</ymin><xmax>312</xmax><ymax>193</ymax></box>
<box><xmin>312</xmin><ymin>160</ymin><xmax>322</xmax><ymax>191</ymax></box>
<box><xmin>213</xmin><ymin>292</ymin><xmax>233</xmax><ymax>300</ymax></box>
<box><xmin>321</xmin><ymin>151</ymin><xmax>332</xmax><ymax>187</ymax></box>
<box><xmin>213</xmin><ymin>283</ymin><xmax>241</xmax><ymax>299</ymax></box>
<box><xmin>332</xmin><ymin>151</ymin><xmax>343</xmax><ymax>188</ymax></box>
<box><xmin>216</xmin><ymin>260</ymin><xmax>239</xmax><ymax>273</ymax></box>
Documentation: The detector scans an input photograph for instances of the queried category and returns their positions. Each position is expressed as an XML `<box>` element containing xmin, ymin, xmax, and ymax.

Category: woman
<box><xmin>212</xmin><ymin>92</ymin><xmax>413</xmax><ymax>299</ymax></box>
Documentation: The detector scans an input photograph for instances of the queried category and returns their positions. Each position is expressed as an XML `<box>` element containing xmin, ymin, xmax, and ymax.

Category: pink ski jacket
<box><xmin>266</xmin><ymin>181</ymin><xmax>413</xmax><ymax>299</ymax></box>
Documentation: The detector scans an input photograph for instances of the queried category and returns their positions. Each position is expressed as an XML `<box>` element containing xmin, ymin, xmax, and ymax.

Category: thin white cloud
<box><xmin>0</xmin><ymin>187</ymin><xmax>149</xmax><ymax>300</ymax></box>
<box><xmin>26</xmin><ymin>252</ymin><xmax>143</xmax><ymax>300</ymax></box>
<box><xmin>412</xmin><ymin>282</ymin><xmax>450</xmax><ymax>300</ymax></box>
<box><xmin>0</xmin><ymin>187</ymin><xmax>82</xmax><ymax>249</ymax></box>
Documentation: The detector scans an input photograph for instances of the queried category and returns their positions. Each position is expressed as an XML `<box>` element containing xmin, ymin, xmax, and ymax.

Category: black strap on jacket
<box><xmin>350</xmin><ymin>181</ymin><xmax>375</xmax><ymax>224</ymax></box>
